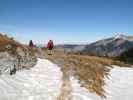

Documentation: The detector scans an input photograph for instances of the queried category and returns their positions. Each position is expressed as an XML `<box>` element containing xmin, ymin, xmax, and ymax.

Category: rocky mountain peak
<box><xmin>114</xmin><ymin>33</ymin><xmax>127</xmax><ymax>40</ymax></box>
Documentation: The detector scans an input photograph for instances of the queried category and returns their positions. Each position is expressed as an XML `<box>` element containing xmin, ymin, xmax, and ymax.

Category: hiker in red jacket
<box><xmin>47</xmin><ymin>40</ymin><xmax>54</xmax><ymax>55</ymax></box>
<box><xmin>47</xmin><ymin>40</ymin><xmax>54</xmax><ymax>50</ymax></box>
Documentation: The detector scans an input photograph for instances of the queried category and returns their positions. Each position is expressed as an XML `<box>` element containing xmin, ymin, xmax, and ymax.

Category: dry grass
<box><xmin>0</xmin><ymin>34</ymin><xmax>20</xmax><ymax>46</ymax></box>
<box><xmin>0</xmin><ymin>33</ymin><xmax>37</xmax><ymax>56</ymax></box>
<box><xmin>45</xmin><ymin>50</ymin><xmax>131</xmax><ymax>98</ymax></box>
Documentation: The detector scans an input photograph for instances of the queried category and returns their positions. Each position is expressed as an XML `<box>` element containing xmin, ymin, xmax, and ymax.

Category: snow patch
<box><xmin>70</xmin><ymin>77</ymin><xmax>102</xmax><ymax>100</ymax></box>
<box><xmin>70</xmin><ymin>66</ymin><xmax>133</xmax><ymax>100</ymax></box>
<box><xmin>104</xmin><ymin>66</ymin><xmax>133</xmax><ymax>100</ymax></box>
<box><xmin>0</xmin><ymin>58</ymin><xmax>62</xmax><ymax>100</ymax></box>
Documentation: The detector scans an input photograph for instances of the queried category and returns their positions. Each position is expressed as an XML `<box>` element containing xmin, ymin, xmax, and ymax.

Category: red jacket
<box><xmin>47</xmin><ymin>40</ymin><xmax>54</xmax><ymax>50</ymax></box>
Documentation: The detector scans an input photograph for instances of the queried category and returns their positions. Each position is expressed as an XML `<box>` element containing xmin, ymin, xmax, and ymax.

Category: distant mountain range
<box><xmin>55</xmin><ymin>35</ymin><xmax>133</xmax><ymax>57</ymax></box>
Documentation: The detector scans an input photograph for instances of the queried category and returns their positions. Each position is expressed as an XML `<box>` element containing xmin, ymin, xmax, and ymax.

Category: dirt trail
<box><xmin>57</xmin><ymin>69</ymin><xmax>73</xmax><ymax>100</ymax></box>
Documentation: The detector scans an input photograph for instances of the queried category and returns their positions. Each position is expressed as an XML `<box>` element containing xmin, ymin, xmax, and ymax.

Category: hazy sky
<box><xmin>0</xmin><ymin>0</ymin><xmax>133</xmax><ymax>44</ymax></box>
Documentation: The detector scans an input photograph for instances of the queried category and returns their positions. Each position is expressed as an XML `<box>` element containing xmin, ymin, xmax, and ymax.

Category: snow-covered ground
<box><xmin>0</xmin><ymin>59</ymin><xmax>133</xmax><ymax>100</ymax></box>
<box><xmin>70</xmin><ymin>77</ymin><xmax>102</xmax><ymax>100</ymax></box>
<box><xmin>71</xmin><ymin>66</ymin><xmax>133</xmax><ymax>100</ymax></box>
<box><xmin>0</xmin><ymin>59</ymin><xmax>62</xmax><ymax>100</ymax></box>
<box><xmin>104</xmin><ymin>66</ymin><xmax>133</xmax><ymax>100</ymax></box>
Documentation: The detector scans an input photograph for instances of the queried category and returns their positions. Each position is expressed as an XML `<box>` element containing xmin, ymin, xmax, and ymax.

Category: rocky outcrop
<box><xmin>0</xmin><ymin>34</ymin><xmax>37</xmax><ymax>74</ymax></box>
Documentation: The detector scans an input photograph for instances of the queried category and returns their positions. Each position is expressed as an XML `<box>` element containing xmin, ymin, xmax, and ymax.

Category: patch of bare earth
<box><xmin>45</xmin><ymin>50</ymin><xmax>131</xmax><ymax>99</ymax></box>
<box><xmin>57</xmin><ymin>69</ymin><xmax>72</xmax><ymax>100</ymax></box>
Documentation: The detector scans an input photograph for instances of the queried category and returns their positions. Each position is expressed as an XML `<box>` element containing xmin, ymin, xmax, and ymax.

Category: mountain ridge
<box><xmin>55</xmin><ymin>35</ymin><xmax>133</xmax><ymax>57</ymax></box>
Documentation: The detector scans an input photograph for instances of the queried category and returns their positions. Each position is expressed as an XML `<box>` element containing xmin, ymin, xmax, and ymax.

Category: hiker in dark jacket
<box><xmin>29</xmin><ymin>40</ymin><xmax>34</xmax><ymax>47</ymax></box>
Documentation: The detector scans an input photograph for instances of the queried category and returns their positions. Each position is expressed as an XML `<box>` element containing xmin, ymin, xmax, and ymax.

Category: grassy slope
<box><xmin>0</xmin><ymin>33</ymin><xmax>37</xmax><ymax>56</ymax></box>
<box><xmin>45</xmin><ymin>50</ymin><xmax>131</xmax><ymax>98</ymax></box>
<box><xmin>0</xmin><ymin>33</ymin><xmax>37</xmax><ymax>72</ymax></box>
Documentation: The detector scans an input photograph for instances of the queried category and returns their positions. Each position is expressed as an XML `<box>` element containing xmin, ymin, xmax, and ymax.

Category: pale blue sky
<box><xmin>0</xmin><ymin>0</ymin><xmax>133</xmax><ymax>44</ymax></box>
